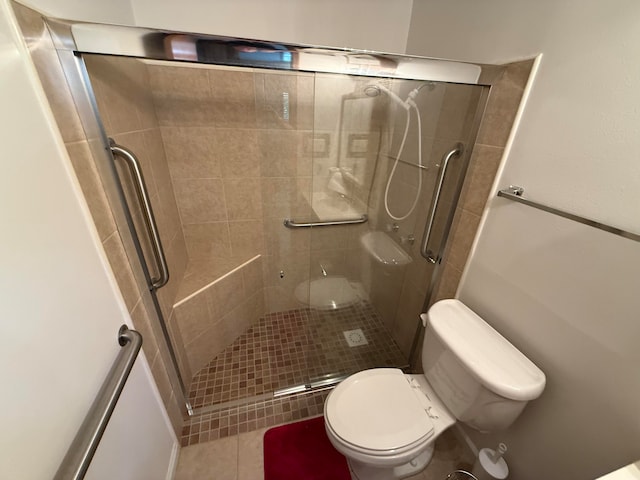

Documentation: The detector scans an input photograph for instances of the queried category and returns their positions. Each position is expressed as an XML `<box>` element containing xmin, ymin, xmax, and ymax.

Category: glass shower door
<box><xmin>81</xmin><ymin>49</ymin><xmax>486</xmax><ymax>412</ymax></box>
<box><xmin>303</xmin><ymin>73</ymin><xmax>486</xmax><ymax>387</ymax></box>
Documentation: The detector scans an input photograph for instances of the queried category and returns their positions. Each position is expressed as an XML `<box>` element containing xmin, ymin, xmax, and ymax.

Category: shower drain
<box><xmin>343</xmin><ymin>329</ymin><xmax>369</xmax><ymax>347</ymax></box>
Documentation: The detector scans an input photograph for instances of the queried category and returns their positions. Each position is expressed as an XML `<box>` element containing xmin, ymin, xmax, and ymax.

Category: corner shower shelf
<box><xmin>360</xmin><ymin>231</ymin><xmax>412</xmax><ymax>266</ymax></box>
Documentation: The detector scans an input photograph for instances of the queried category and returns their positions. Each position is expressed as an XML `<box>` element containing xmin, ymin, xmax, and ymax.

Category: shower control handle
<box><xmin>420</xmin><ymin>143</ymin><xmax>463</xmax><ymax>264</ymax></box>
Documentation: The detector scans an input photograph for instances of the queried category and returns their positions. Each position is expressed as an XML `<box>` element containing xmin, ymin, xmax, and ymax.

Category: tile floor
<box><xmin>188</xmin><ymin>303</ymin><xmax>407</xmax><ymax>409</ymax></box>
<box><xmin>175</xmin><ymin>418</ymin><xmax>474</xmax><ymax>480</ymax></box>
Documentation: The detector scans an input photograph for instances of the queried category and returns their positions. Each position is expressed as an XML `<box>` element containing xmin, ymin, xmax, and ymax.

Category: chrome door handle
<box><xmin>420</xmin><ymin>143</ymin><xmax>463</xmax><ymax>263</ymax></box>
<box><xmin>109</xmin><ymin>139</ymin><xmax>169</xmax><ymax>290</ymax></box>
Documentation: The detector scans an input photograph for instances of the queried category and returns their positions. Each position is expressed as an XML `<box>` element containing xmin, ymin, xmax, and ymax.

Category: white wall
<box><xmin>131</xmin><ymin>0</ymin><xmax>413</xmax><ymax>53</ymax></box>
<box><xmin>20</xmin><ymin>0</ymin><xmax>134</xmax><ymax>24</ymax></box>
<box><xmin>406</xmin><ymin>1</ymin><xmax>640</xmax><ymax>479</ymax></box>
<box><xmin>407</xmin><ymin>0</ymin><xmax>640</xmax><ymax>231</ymax></box>
<box><xmin>86</xmin><ymin>360</ymin><xmax>178</xmax><ymax>480</ymax></box>
<box><xmin>0</xmin><ymin>1</ymin><xmax>176</xmax><ymax>478</ymax></box>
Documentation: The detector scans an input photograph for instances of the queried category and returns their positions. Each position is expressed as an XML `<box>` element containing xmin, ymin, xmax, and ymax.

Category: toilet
<box><xmin>324</xmin><ymin>299</ymin><xmax>546</xmax><ymax>480</ymax></box>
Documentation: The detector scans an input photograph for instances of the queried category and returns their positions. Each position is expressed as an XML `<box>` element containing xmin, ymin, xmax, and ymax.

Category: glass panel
<box><xmin>251</xmin><ymin>68</ymin><xmax>316</xmax><ymax>394</ymax></box>
<box><xmin>83</xmin><ymin>56</ymin><xmax>323</xmax><ymax>410</ymax></box>
<box><xmin>82</xmin><ymin>52</ymin><xmax>484</xmax><ymax>414</ymax></box>
<box><xmin>305</xmin><ymin>74</ymin><xmax>485</xmax><ymax>384</ymax></box>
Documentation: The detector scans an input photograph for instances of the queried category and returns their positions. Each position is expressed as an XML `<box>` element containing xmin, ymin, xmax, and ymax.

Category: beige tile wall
<box><xmin>83</xmin><ymin>54</ymin><xmax>193</xmax><ymax>384</ymax></box>
<box><xmin>174</xmin><ymin>256</ymin><xmax>265</xmax><ymax>375</ymax></box>
<box><xmin>16</xmin><ymin>0</ymin><xmax>533</xmax><ymax>409</ymax></box>
<box><xmin>142</xmin><ymin>63</ymin><xmax>318</xmax><ymax>375</ymax></box>
<box><xmin>360</xmin><ymin>63</ymin><xmax>533</xmax><ymax>358</ymax></box>
<box><xmin>306</xmin><ymin>75</ymin><xmax>387</xmax><ymax>304</ymax></box>
<box><xmin>410</xmin><ymin>59</ymin><xmax>535</xmax><ymax>371</ymax></box>
<box><xmin>83</xmin><ymin>55</ymin><xmax>188</xmax><ymax>319</ymax></box>
<box><xmin>12</xmin><ymin>2</ymin><xmax>187</xmax><ymax>435</ymax></box>
<box><xmin>362</xmin><ymin>80</ymin><xmax>485</xmax><ymax>356</ymax></box>
<box><xmin>147</xmin><ymin>64</ymin><xmax>376</xmax><ymax>317</ymax></box>
<box><xmin>432</xmin><ymin>59</ymin><xmax>535</xmax><ymax>302</ymax></box>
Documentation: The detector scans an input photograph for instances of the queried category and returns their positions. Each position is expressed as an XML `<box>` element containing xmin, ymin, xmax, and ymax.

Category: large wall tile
<box><xmin>149</xmin><ymin>65</ymin><xmax>212</xmax><ymax>127</ymax></box>
<box><xmin>261</xmin><ymin>177</ymin><xmax>298</xmax><ymax>219</ymax></box>
<box><xmin>183</xmin><ymin>222</ymin><xmax>231</xmax><ymax>259</ymax></box>
<box><xmin>209</xmin><ymin>269</ymin><xmax>245</xmax><ymax>318</ymax></box>
<box><xmin>166</xmin><ymin>310</ymin><xmax>193</xmax><ymax>383</ymax></box>
<box><xmin>255</xmin><ymin>71</ymin><xmax>302</xmax><ymax>130</ymax></box>
<box><xmin>30</xmin><ymin>47</ymin><xmax>85</xmax><ymax>143</ymax></box>
<box><xmin>102</xmin><ymin>232</ymin><xmax>142</xmax><ymax>311</ymax></box>
<box><xmin>458</xmin><ymin>144</ymin><xmax>504</xmax><ymax>215</ymax></box>
<box><xmin>476</xmin><ymin>60</ymin><xmax>534</xmax><ymax>147</ymax></box>
<box><xmin>163</xmin><ymin>126</ymin><xmax>221</xmax><ymax>179</ymax></box>
<box><xmin>208</xmin><ymin>69</ymin><xmax>257</xmax><ymax>128</ymax></box>
<box><xmin>208</xmin><ymin>68</ymin><xmax>255</xmax><ymax>104</ymax></box>
<box><xmin>229</xmin><ymin>220</ymin><xmax>265</xmax><ymax>258</ymax></box>
<box><xmin>224</xmin><ymin>178</ymin><xmax>263</xmax><ymax>220</ymax></box>
<box><xmin>174</xmin><ymin>291</ymin><xmax>211</xmax><ymax>347</ymax></box>
<box><xmin>65</xmin><ymin>141</ymin><xmax>117</xmax><ymax>241</ymax></box>
<box><xmin>216</xmin><ymin>128</ymin><xmax>261</xmax><ymax>178</ymax></box>
<box><xmin>258</xmin><ymin>130</ymin><xmax>299</xmax><ymax>177</ymax></box>
<box><xmin>84</xmin><ymin>55</ymin><xmax>143</xmax><ymax>134</ymax></box>
<box><xmin>174</xmin><ymin>178</ymin><xmax>227</xmax><ymax>224</ymax></box>
<box><xmin>264</xmin><ymin>220</ymin><xmax>310</xmax><ymax>257</ymax></box>
<box><xmin>242</xmin><ymin>256</ymin><xmax>264</xmax><ymax>294</ymax></box>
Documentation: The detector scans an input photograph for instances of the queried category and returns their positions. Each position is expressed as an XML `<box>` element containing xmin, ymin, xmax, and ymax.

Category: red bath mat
<box><xmin>263</xmin><ymin>416</ymin><xmax>351</xmax><ymax>480</ymax></box>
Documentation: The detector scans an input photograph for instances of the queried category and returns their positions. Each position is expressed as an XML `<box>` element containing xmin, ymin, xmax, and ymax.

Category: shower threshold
<box><xmin>189</xmin><ymin>366</ymin><xmax>408</xmax><ymax>417</ymax></box>
<box><xmin>273</xmin><ymin>367</ymin><xmax>411</xmax><ymax>398</ymax></box>
<box><xmin>189</xmin><ymin>379</ymin><xmax>336</xmax><ymax>418</ymax></box>
<box><xmin>273</xmin><ymin>374</ymin><xmax>350</xmax><ymax>398</ymax></box>
<box><xmin>187</xmin><ymin>303</ymin><xmax>408</xmax><ymax>416</ymax></box>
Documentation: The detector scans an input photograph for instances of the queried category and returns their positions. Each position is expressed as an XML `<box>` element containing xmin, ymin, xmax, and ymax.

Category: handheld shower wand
<box><xmin>364</xmin><ymin>84</ymin><xmax>411</xmax><ymax>111</ymax></box>
<box><xmin>365</xmin><ymin>82</ymin><xmax>425</xmax><ymax>221</ymax></box>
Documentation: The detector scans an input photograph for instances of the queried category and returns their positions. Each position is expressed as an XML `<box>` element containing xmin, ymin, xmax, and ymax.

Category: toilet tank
<box><xmin>422</xmin><ymin>299</ymin><xmax>546</xmax><ymax>432</ymax></box>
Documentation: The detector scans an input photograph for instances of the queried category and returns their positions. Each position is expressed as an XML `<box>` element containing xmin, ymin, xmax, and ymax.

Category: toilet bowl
<box><xmin>324</xmin><ymin>299</ymin><xmax>546</xmax><ymax>480</ymax></box>
<box><xmin>324</xmin><ymin>369</ymin><xmax>455</xmax><ymax>480</ymax></box>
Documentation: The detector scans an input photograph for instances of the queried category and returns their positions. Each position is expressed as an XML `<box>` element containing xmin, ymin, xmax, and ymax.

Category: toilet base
<box><xmin>347</xmin><ymin>443</ymin><xmax>435</xmax><ymax>480</ymax></box>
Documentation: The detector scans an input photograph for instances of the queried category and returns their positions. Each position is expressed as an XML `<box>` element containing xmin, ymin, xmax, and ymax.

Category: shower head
<box><xmin>363</xmin><ymin>83</ymin><xmax>410</xmax><ymax>111</ymax></box>
<box><xmin>364</xmin><ymin>85</ymin><xmax>382</xmax><ymax>97</ymax></box>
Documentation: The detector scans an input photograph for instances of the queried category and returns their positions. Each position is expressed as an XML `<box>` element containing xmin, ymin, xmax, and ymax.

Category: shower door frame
<box><xmin>42</xmin><ymin>12</ymin><xmax>503</xmax><ymax>416</ymax></box>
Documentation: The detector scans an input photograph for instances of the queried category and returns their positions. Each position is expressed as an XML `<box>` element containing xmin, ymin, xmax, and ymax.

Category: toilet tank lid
<box><xmin>427</xmin><ymin>299</ymin><xmax>546</xmax><ymax>401</ymax></box>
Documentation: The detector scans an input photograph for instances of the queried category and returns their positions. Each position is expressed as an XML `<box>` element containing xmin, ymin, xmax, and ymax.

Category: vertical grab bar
<box><xmin>109</xmin><ymin>139</ymin><xmax>169</xmax><ymax>290</ymax></box>
<box><xmin>420</xmin><ymin>143</ymin><xmax>464</xmax><ymax>263</ymax></box>
<box><xmin>53</xmin><ymin>325</ymin><xmax>142</xmax><ymax>480</ymax></box>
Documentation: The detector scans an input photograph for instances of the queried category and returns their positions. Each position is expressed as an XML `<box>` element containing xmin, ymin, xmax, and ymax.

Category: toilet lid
<box><xmin>326</xmin><ymin>369</ymin><xmax>434</xmax><ymax>451</ymax></box>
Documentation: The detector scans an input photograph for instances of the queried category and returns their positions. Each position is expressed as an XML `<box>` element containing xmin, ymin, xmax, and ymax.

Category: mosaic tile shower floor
<box><xmin>181</xmin><ymin>388</ymin><xmax>330</xmax><ymax>446</ymax></box>
<box><xmin>187</xmin><ymin>302</ymin><xmax>407</xmax><ymax>410</ymax></box>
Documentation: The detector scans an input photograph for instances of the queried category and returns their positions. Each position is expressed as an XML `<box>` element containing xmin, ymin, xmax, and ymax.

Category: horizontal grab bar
<box><xmin>54</xmin><ymin>325</ymin><xmax>142</xmax><ymax>480</ymax></box>
<box><xmin>383</xmin><ymin>154</ymin><xmax>429</xmax><ymax>171</ymax></box>
<box><xmin>283</xmin><ymin>214</ymin><xmax>368</xmax><ymax>228</ymax></box>
<box><xmin>497</xmin><ymin>186</ymin><xmax>640</xmax><ymax>243</ymax></box>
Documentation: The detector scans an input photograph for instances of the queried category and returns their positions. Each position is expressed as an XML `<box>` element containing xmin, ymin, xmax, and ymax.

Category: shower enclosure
<box><xmin>47</xmin><ymin>20</ymin><xmax>492</xmax><ymax>416</ymax></box>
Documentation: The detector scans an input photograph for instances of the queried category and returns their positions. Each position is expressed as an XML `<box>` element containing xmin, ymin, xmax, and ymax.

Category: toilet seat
<box><xmin>325</xmin><ymin>413</ymin><xmax>432</xmax><ymax>458</ymax></box>
<box><xmin>325</xmin><ymin>369</ymin><xmax>435</xmax><ymax>453</ymax></box>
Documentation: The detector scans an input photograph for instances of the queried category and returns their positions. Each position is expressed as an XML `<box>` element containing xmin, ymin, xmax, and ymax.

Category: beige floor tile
<box><xmin>175</xmin><ymin>423</ymin><xmax>469</xmax><ymax>480</ymax></box>
<box><xmin>237</xmin><ymin>428</ymin><xmax>267</xmax><ymax>480</ymax></box>
<box><xmin>175</xmin><ymin>435</ymin><xmax>238</xmax><ymax>480</ymax></box>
